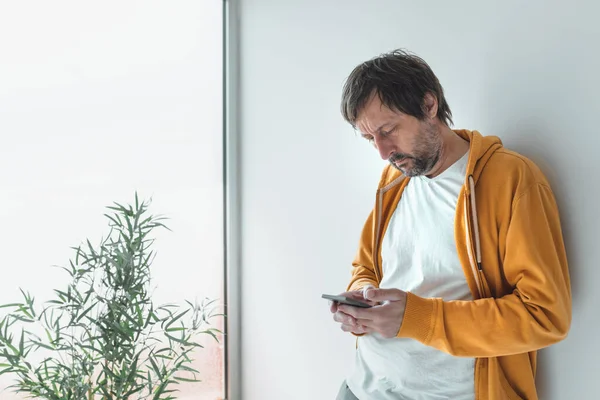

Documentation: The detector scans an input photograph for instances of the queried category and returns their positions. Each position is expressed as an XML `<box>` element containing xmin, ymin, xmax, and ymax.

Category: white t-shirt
<box><xmin>347</xmin><ymin>151</ymin><xmax>474</xmax><ymax>400</ymax></box>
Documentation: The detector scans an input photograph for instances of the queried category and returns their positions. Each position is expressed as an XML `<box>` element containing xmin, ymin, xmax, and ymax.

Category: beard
<box><xmin>388</xmin><ymin>121</ymin><xmax>443</xmax><ymax>177</ymax></box>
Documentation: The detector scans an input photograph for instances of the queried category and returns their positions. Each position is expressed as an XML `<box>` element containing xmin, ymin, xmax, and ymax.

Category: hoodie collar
<box><xmin>454</xmin><ymin>130</ymin><xmax>503</xmax><ymax>192</ymax></box>
<box><xmin>377</xmin><ymin>129</ymin><xmax>503</xmax><ymax>192</ymax></box>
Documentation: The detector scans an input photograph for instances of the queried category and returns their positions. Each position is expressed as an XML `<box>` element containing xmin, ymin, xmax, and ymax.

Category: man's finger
<box><xmin>341</xmin><ymin>291</ymin><xmax>367</xmax><ymax>301</ymax></box>
<box><xmin>364</xmin><ymin>287</ymin><xmax>405</xmax><ymax>302</ymax></box>
<box><xmin>355</xmin><ymin>318</ymin><xmax>372</xmax><ymax>326</ymax></box>
<box><xmin>329</xmin><ymin>301</ymin><xmax>338</xmax><ymax>313</ymax></box>
<box><xmin>337</xmin><ymin>305</ymin><xmax>373</xmax><ymax>320</ymax></box>
<box><xmin>341</xmin><ymin>324</ymin><xmax>373</xmax><ymax>335</ymax></box>
<box><xmin>334</xmin><ymin>311</ymin><xmax>356</xmax><ymax>326</ymax></box>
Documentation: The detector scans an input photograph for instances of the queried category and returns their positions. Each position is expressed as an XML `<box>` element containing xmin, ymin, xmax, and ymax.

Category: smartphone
<box><xmin>322</xmin><ymin>294</ymin><xmax>372</xmax><ymax>308</ymax></box>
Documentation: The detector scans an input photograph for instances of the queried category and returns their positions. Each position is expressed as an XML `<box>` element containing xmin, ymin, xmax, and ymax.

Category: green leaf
<box><xmin>148</xmin><ymin>355</ymin><xmax>161</xmax><ymax>377</ymax></box>
<box><xmin>57</xmin><ymin>265</ymin><xmax>75</xmax><ymax>278</ymax></box>
<box><xmin>74</xmin><ymin>302</ymin><xmax>97</xmax><ymax>324</ymax></box>
<box><xmin>4</xmin><ymin>340</ymin><xmax>19</xmax><ymax>356</ymax></box>
<box><xmin>153</xmin><ymin>347</ymin><xmax>172</xmax><ymax>355</ymax></box>
<box><xmin>53</xmin><ymin>290</ymin><xmax>68</xmax><ymax>302</ymax></box>
<box><xmin>164</xmin><ymin>309</ymin><xmax>189</xmax><ymax>331</ymax></box>
<box><xmin>18</xmin><ymin>329</ymin><xmax>24</xmax><ymax>356</ymax></box>
<box><xmin>88</xmin><ymin>238</ymin><xmax>100</xmax><ymax>258</ymax></box>
<box><xmin>0</xmin><ymin>303</ymin><xmax>23</xmax><ymax>309</ymax></box>
<box><xmin>11</xmin><ymin>315</ymin><xmax>35</xmax><ymax>323</ymax></box>
<box><xmin>15</xmin><ymin>306</ymin><xmax>34</xmax><ymax>319</ymax></box>
<box><xmin>123</xmin><ymin>384</ymin><xmax>145</xmax><ymax>397</ymax></box>
<box><xmin>177</xmin><ymin>365</ymin><xmax>200</xmax><ymax>373</ymax></box>
<box><xmin>165</xmin><ymin>327</ymin><xmax>186</xmax><ymax>332</ymax></box>
<box><xmin>201</xmin><ymin>327</ymin><xmax>222</xmax><ymax>342</ymax></box>
<box><xmin>19</xmin><ymin>288</ymin><xmax>34</xmax><ymax>307</ymax></box>
<box><xmin>106</xmin><ymin>204</ymin><xmax>125</xmax><ymax>213</ymax></box>
<box><xmin>44</xmin><ymin>328</ymin><xmax>54</xmax><ymax>344</ymax></box>
<box><xmin>163</xmin><ymin>333</ymin><xmax>196</xmax><ymax>347</ymax></box>
<box><xmin>30</xmin><ymin>340</ymin><xmax>54</xmax><ymax>351</ymax></box>
<box><xmin>173</xmin><ymin>376</ymin><xmax>200</xmax><ymax>383</ymax></box>
<box><xmin>104</xmin><ymin>213</ymin><xmax>122</xmax><ymax>227</ymax></box>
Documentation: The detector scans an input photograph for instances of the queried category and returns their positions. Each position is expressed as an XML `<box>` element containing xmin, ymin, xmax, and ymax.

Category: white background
<box><xmin>0</xmin><ymin>1</ymin><xmax>224</xmax><ymax>399</ymax></box>
<box><xmin>239</xmin><ymin>0</ymin><xmax>599</xmax><ymax>399</ymax></box>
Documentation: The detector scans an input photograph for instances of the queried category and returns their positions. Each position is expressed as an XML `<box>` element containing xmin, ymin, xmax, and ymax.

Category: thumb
<box><xmin>364</xmin><ymin>288</ymin><xmax>405</xmax><ymax>302</ymax></box>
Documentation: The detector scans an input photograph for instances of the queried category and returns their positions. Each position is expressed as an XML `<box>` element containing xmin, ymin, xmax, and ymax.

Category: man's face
<box><xmin>355</xmin><ymin>94</ymin><xmax>443</xmax><ymax>177</ymax></box>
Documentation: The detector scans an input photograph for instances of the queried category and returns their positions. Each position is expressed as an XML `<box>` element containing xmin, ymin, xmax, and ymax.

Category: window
<box><xmin>0</xmin><ymin>2</ymin><xmax>225</xmax><ymax>399</ymax></box>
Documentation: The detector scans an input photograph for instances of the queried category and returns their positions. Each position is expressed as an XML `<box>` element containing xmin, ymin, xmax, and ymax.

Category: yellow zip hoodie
<box><xmin>347</xmin><ymin>130</ymin><xmax>571</xmax><ymax>400</ymax></box>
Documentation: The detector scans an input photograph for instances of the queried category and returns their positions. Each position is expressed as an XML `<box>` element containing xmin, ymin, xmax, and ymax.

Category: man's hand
<box><xmin>333</xmin><ymin>288</ymin><xmax>407</xmax><ymax>338</ymax></box>
<box><xmin>328</xmin><ymin>286</ymin><xmax>378</xmax><ymax>334</ymax></box>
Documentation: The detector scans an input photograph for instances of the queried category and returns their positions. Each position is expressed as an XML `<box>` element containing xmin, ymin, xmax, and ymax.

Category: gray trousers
<box><xmin>336</xmin><ymin>381</ymin><xmax>359</xmax><ymax>400</ymax></box>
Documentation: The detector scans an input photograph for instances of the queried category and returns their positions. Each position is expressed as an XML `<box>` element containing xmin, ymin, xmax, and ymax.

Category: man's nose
<box><xmin>374</xmin><ymin>136</ymin><xmax>394</xmax><ymax>160</ymax></box>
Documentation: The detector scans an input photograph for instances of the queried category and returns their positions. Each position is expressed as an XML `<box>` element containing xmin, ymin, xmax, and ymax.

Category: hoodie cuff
<box><xmin>397</xmin><ymin>292</ymin><xmax>439</xmax><ymax>344</ymax></box>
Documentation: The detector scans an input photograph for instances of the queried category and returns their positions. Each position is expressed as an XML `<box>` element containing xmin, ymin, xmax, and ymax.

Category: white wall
<box><xmin>239</xmin><ymin>0</ymin><xmax>600</xmax><ymax>398</ymax></box>
<box><xmin>0</xmin><ymin>1</ymin><xmax>224</xmax><ymax>398</ymax></box>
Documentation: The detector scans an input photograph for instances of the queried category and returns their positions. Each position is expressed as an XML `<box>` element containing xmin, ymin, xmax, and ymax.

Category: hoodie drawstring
<box><xmin>468</xmin><ymin>175</ymin><xmax>483</xmax><ymax>271</ymax></box>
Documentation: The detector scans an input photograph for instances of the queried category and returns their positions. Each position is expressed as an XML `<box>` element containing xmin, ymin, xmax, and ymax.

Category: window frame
<box><xmin>223</xmin><ymin>1</ymin><xmax>241</xmax><ymax>399</ymax></box>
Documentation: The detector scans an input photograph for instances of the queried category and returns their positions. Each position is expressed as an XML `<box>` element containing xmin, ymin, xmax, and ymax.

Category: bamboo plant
<box><xmin>0</xmin><ymin>195</ymin><xmax>220</xmax><ymax>399</ymax></box>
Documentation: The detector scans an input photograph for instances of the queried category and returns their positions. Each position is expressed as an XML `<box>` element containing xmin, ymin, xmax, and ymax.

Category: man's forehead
<box><xmin>356</xmin><ymin>102</ymin><xmax>398</xmax><ymax>133</ymax></box>
<box><xmin>356</xmin><ymin>119</ymin><xmax>391</xmax><ymax>135</ymax></box>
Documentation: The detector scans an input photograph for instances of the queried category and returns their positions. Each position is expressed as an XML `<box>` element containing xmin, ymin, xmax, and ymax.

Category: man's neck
<box><xmin>426</xmin><ymin>126</ymin><xmax>469</xmax><ymax>178</ymax></box>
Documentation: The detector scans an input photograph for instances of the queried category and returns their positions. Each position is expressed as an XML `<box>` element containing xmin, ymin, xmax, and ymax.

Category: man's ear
<box><xmin>422</xmin><ymin>92</ymin><xmax>438</xmax><ymax>119</ymax></box>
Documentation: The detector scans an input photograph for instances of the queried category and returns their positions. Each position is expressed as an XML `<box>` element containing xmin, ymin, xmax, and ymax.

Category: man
<box><xmin>331</xmin><ymin>50</ymin><xmax>571</xmax><ymax>400</ymax></box>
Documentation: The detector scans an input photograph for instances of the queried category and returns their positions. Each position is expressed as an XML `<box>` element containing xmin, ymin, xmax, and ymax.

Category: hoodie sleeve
<box><xmin>397</xmin><ymin>182</ymin><xmax>572</xmax><ymax>357</ymax></box>
<box><xmin>347</xmin><ymin>209</ymin><xmax>380</xmax><ymax>292</ymax></box>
